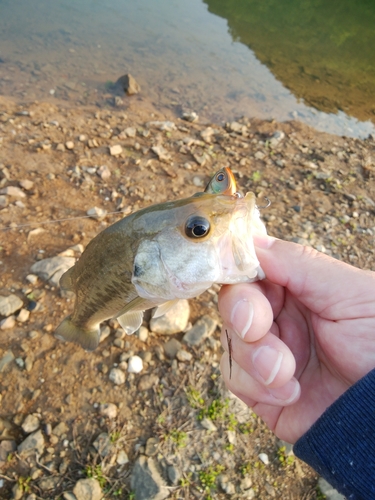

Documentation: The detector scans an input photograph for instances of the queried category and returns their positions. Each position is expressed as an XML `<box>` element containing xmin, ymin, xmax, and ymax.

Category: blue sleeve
<box><xmin>294</xmin><ymin>368</ymin><xmax>375</xmax><ymax>500</ymax></box>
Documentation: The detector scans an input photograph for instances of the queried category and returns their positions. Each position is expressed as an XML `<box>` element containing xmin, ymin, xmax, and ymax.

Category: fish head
<box><xmin>131</xmin><ymin>191</ymin><xmax>266</xmax><ymax>302</ymax></box>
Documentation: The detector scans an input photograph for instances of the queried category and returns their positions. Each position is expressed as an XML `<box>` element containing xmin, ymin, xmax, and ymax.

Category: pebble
<box><xmin>200</xmin><ymin>417</ymin><xmax>218</xmax><ymax>432</ymax></box>
<box><xmin>182</xmin><ymin>111</ymin><xmax>198</xmax><ymax>122</ymax></box>
<box><xmin>52</xmin><ymin>421</ymin><xmax>69</xmax><ymax>437</ymax></box>
<box><xmin>137</xmin><ymin>326</ymin><xmax>149</xmax><ymax>342</ymax></box>
<box><xmin>138</xmin><ymin>374</ymin><xmax>159</xmax><ymax>391</ymax></box>
<box><xmin>73</xmin><ymin>478</ymin><xmax>103</xmax><ymax>500</ymax></box>
<box><xmin>0</xmin><ymin>195</ymin><xmax>7</xmax><ymax>207</ymax></box>
<box><xmin>26</xmin><ymin>274</ymin><xmax>38</xmax><ymax>285</ymax></box>
<box><xmin>176</xmin><ymin>349</ymin><xmax>193</xmax><ymax>362</ymax></box>
<box><xmin>125</xmin><ymin>126</ymin><xmax>137</xmax><ymax>137</ymax></box>
<box><xmin>0</xmin><ymin>440</ymin><xmax>16</xmax><ymax>466</ymax></box>
<box><xmin>163</xmin><ymin>338</ymin><xmax>182</xmax><ymax>359</ymax></box>
<box><xmin>130</xmin><ymin>456</ymin><xmax>169</xmax><ymax>500</ymax></box>
<box><xmin>86</xmin><ymin>206</ymin><xmax>107</xmax><ymax>220</ymax></box>
<box><xmin>167</xmin><ymin>465</ymin><xmax>181</xmax><ymax>485</ymax></box>
<box><xmin>127</xmin><ymin>355</ymin><xmax>143</xmax><ymax>373</ymax></box>
<box><xmin>117</xmin><ymin>449</ymin><xmax>129</xmax><ymax>465</ymax></box>
<box><xmin>116</xmin><ymin>73</ymin><xmax>141</xmax><ymax>95</ymax></box>
<box><xmin>17</xmin><ymin>308</ymin><xmax>30</xmax><ymax>323</ymax></box>
<box><xmin>149</xmin><ymin>299</ymin><xmax>190</xmax><ymax>334</ymax></box>
<box><xmin>258</xmin><ymin>452</ymin><xmax>269</xmax><ymax>465</ymax></box>
<box><xmin>21</xmin><ymin>414</ymin><xmax>40</xmax><ymax>434</ymax></box>
<box><xmin>151</xmin><ymin>145</ymin><xmax>171</xmax><ymax>162</ymax></box>
<box><xmin>97</xmin><ymin>165</ymin><xmax>111</xmax><ymax>180</ymax></box>
<box><xmin>147</xmin><ymin>121</ymin><xmax>176</xmax><ymax>132</ymax></box>
<box><xmin>93</xmin><ymin>432</ymin><xmax>111</xmax><ymax>457</ymax></box>
<box><xmin>109</xmin><ymin>144</ymin><xmax>123</xmax><ymax>156</ymax></box>
<box><xmin>19</xmin><ymin>179</ymin><xmax>34</xmax><ymax>190</ymax></box>
<box><xmin>183</xmin><ymin>315</ymin><xmax>217</xmax><ymax>346</ymax></box>
<box><xmin>145</xmin><ymin>437</ymin><xmax>159</xmax><ymax>456</ymax></box>
<box><xmin>0</xmin><ymin>186</ymin><xmax>26</xmax><ymax>198</ymax></box>
<box><xmin>18</xmin><ymin>429</ymin><xmax>45</xmax><ymax>455</ymax></box>
<box><xmin>109</xmin><ymin>367</ymin><xmax>126</xmax><ymax>385</ymax></box>
<box><xmin>0</xmin><ymin>294</ymin><xmax>23</xmax><ymax>316</ymax></box>
<box><xmin>99</xmin><ymin>403</ymin><xmax>118</xmax><ymax>419</ymax></box>
<box><xmin>0</xmin><ymin>315</ymin><xmax>16</xmax><ymax>330</ymax></box>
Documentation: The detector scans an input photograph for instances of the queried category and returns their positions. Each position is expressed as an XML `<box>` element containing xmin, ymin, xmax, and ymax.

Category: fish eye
<box><xmin>216</xmin><ymin>172</ymin><xmax>225</xmax><ymax>182</ymax></box>
<box><xmin>185</xmin><ymin>216</ymin><xmax>210</xmax><ymax>238</ymax></box>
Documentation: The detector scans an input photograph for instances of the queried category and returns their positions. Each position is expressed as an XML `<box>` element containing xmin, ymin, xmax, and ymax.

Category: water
<box><xmin>0</xmin><ymin>0</ymin><xmax>374</xmax><ymax>138</ymax></box>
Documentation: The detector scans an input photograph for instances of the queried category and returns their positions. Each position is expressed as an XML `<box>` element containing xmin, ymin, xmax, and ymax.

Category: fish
<box><xmin>55</xmin><ymin>168</ymin><xmax>267</xmax><ymax>351</ymax></box>
<box><xmin>204</xmin><ymin>167</ymin><xmax>237</xmax><ymax>195</ymax></box>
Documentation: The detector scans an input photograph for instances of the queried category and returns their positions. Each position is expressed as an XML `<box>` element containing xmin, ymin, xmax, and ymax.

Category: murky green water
<box><xmin>0</xmin><ymin>0</ymin><xmax>374</xmax><ymax>137</ymax></box>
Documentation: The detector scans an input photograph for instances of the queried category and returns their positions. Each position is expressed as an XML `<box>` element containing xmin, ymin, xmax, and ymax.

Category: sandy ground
<box><xmin>0</xmin><ymin>92</ymin><xmax>374</xmax><ymax>499</ymax></box>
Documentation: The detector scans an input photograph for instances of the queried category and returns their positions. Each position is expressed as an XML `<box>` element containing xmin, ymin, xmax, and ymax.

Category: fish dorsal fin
<box><xmin>59</xmin><ymin>266</ymin><xmax>75</xmax><ymax>291</ymax></box>
<box><xmin>117</xmin><ymin>310</ymin><xmax>144</xmax><ymax>336</ymax></box>
<box><xmin>152</xmin><ymin>299</ymin><xmax>180</xmax><ymax>318</ymax></box>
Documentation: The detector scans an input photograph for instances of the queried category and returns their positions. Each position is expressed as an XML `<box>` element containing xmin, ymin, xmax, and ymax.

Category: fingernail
<box><xmin>252</xmin><ymin>346</ymin><xmax>283</xmax><ymax>385</ymax></box>
<box><xmin>230</xmin><ymin>299</ymin><xmax>253</xmax><ymax>339</ymax></box>
<box><xmin>253</xmin><ymin>233</ymin><xmax>276</xmax><ymax>249</ymax></box>
<box><xmin>267</xmin><ymin>379</ymin><xmax>300</xmax><ymax>405</ymax></box>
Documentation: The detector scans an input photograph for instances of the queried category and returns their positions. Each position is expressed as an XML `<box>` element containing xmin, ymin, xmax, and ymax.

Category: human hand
<box><xmin>219</xmin><ymin>235</ymin><xmax>375</xmax><ymax>443</ymax></box>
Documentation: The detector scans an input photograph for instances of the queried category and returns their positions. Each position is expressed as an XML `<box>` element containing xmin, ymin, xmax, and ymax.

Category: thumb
<box><xmin>254</xmin><ymin>234</ymin><xmax>371</xmax><ymax>318</ymax></box>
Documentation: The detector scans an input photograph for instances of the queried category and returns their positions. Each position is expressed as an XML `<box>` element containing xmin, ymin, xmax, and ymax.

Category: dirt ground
<box><xmin>0</xmin><ymin>92</ymin><xmax>374</xmax><ymax>499</ymax></box>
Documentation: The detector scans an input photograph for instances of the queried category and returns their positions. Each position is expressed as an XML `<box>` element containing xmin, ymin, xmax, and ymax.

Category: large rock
<box><xmin>183</xmin><ymin>315</ymin><xmax>217</xmax><ymax>346</ymax></box>
<box><xmin>30</xmin><ymin>256</ymin><xmax>75</xmax><ymax>286</ymax></box>
<box><xmin>149</xmin><ymin>300</ymin><xmax>190</xmax><ymax>335</ymax></box>
<box><xmin>116</xmin><ymin>73</ymin><xmax>141</xmax><ymax>95</ymax></box>
<box><xmin>18</xmin><ymin>429</ymin><xmax>45</xmax><ymax>455</ymax></box>
<box><xmin>130</xmin><ymin>456</ymin><xmax>169</xmax><ymax>500</ymax></box>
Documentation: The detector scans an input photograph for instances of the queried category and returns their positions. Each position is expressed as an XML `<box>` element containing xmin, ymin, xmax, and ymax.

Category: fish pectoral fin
<box><xmin>117</xmin><ymin>310</ymin><xmax>144</xmax><ymax>336</ymax></box>
<box><xmin>59</xmin><ymin>266</ymin><xmax>75</xmax><ymax>291</ymax></box>
<box><xmin>152</xmin><ymin>299</ymin><xmax>180</xmax><ymax>318</ymax></box>
<box><xmin>55</xmin><ymin>315</ymin><xmax>100</xmax><ymax>351</ymax></box>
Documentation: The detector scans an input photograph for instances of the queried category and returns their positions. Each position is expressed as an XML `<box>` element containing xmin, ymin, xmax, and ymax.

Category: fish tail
<box><xmin>55</xmin><ymin>315</ymin><xmax>100</xmax><ymax>351</ymax></box>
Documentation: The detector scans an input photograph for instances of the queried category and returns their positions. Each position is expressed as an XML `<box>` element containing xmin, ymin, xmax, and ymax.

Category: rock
<box><xmin>0</xmin><ymin>195</ymin><xmax>8</xmax><ymax>207</ymax></box>
<box><xmin>0</xmin><ymin>350</ymin><xmax>15</xmax><ymax>372</ymax></box>
<box><xmin>12</xmin><ymin>483</ymin><xmax>24</xmax><ymax>500</ymax></box>
<box><xmin>62</xmin><ymin>493</ymin><xmax>77</xmax><ymax>500</ymax></box>
<box><xmin>65</xmin><ymin>141</ymin><xmax>74</xmax><ymax>150</ymax></box>
<box><xmin>0</xmin><ymin>315</ymin><xmax>16</xmax><ymax>330</ymax></box>
<box><xmin>109</xmin><ymin>144</ymin><xmax>123</xmax><ymax>156</ymax></box>
<box><xmin>149</xmin><ymin>299</ymin><xmax>190</xmax><ymax>334</ymax></box>
<box><xmin>39</xmin><ymin>477</ymin><xmax>60</xmax><ymax>491</ymax></box>
<box><xmin>151</xmin><ymin>145</ymin><xmax>171</xmax><ymax>162</ymax></box>
<box><xmin>137</xmin><ymin>326</ymin><xmax>149</xmax><ymax>342</ymax></box>
<box><xmin>176</xmin><ymin>349</ymin><xmax>193</xmax><ymax>362</ymax></box>
<box><xmin>73</xmin><ymin>478</ymin><xmax>102</xmax><ymax>500</ymax></box>
<box><xmin>19</xmin><ymin>179</ymin><xmax>34</xmax><ymax>190</ymax></box>
<box><xmin>219</xmin><ymin>475</ymin><xmax>236</xmax><ymax>495</ymax></box>
<box><xmin>30</xmin><ymin>256</ymin><xmax>75</xmax><ymax>284</ymax></box>
<box><xmin>52</xmin><ymin>421</ymin><xmax>69</xmax><ymax>437</ymax></box>
<box><xmin>99</xmin><ymin>403</ymin><xmax>118</xmax><ymax>419</ymax></box>
<box><xmin>116</xmin><ymin>73</ymin><xmax>141</xmax><ymax>95</ymax></box>
<box><xmin>167</xmin><ymin>464</ymin><xmax>181</xmax><ymax>485</ymax></box>
<box><xmin>0</xmin><ymin>186</ymin><xmax>26</xmax><ymax>198</ymax></box>
<box><xmin>93</xmin><ymin>432</ymin><xmax>111</xmax><ymax>457</ymax></box>
<box><xmin>124</xmin><ymin>126</ymin><xmax>137</xmax><ymax>137</ymax></box>
<box><xmin>86</xmin><ymin>206</ymin><xmax>107</xmax><ymax>220</ymax></box>
<box><xmin>318</xmin><ymin>478</ymin><xmax>346</xmax><ymax>500</ymax></box>
<box><xmin>258</xmin><ymin>452</ymin><xmax>269</xmax><ymax>465</ymax></box>
<box><xmin>145</xmin><ymin>437</ymin><xmax>159</xmax><ymax>456</ymax></box>
<box><xmin>17</xmin><ymin>308</ymin><xmax>30</xmax><ymax>323</ymax></box>
<box><xmin>200</xmin><ymin>417</ymin><xmax>217</xmax><ymax>432</ymax></box>
<box><xmin>147</xmin><ymin>121</ymin><xmax>177</xmax><ymax>132</ymax></box>
<box><xmin>18</xmin><ymin>429</ymin><xmax>45</xmax><ymax>455</ymax></box>
<box><xmin>130</xmin><ymin>456</ymin><xmax>169</xmax><ymax>500</ymax></box>
<box><xmin>0</xmin><ymin>294</ymin><xmax>23</xmax><ymax>316</ymax></box>
<box><xmin>22</xmin><ymin>414</ymin><xmax>40</xmax><ymax>433</ymax></box>
<box><xmin>269</xmin><ymin>130</ymin><xmax>285</xmax><ymax>147</ymax></box>
<box><xmin>97</xmin><ymin>165</ymin><xmax>111</xmax><ymax>180</ymax></box>
<box><xmin>228</xmin><ymin>121</ymin><xmax>246</xmax><ymax>133</ymax></box>
<box><xmin>163</xmin><ymin>338</ymin><xmax>182</xmax><ymax>359</ymax></box>
<box><xmin>182</xmin><ymin>111</ymin><xmax>198</xmax><ymax>122</ymax></box>
<box><xmin>182</xmin><ymin>315</ymin><xmax>217</xmax><ymax>346</ymax></box>
<box><xmin>109</xmin><ymin>367</ymin><xmax>126</xmax><ymax>385</ymax></box>
<box><xmin>138</xmin><ymin>374</ymin><xmax>159</xmax><ymax>391</ymax></box>
<box><xmin>117</xmin><ymin>449</ymin><xmax>129</xmax><ymax>465</ymax></box>
<box><xmin>127</xmin><ymin>355</ymin><xmax>143</xmax><ymax>373</ymax></box>
<box><xmin>0</xmin><ymin>440</ymin><xmax>17</xmax><ymax>466</ymax></box>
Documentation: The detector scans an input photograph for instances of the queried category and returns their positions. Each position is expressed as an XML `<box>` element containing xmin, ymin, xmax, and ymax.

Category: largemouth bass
<box><xmin>55</xmin><ymin>169</ymin><xmax>267</xmax><ymax>351</ymax></box>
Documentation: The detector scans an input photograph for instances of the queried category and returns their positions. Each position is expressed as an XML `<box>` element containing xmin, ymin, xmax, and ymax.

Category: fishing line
<box><xmin>0</xmin><ymin>210</ymin><xmax>126</xmax><ymax>232</ymax></box>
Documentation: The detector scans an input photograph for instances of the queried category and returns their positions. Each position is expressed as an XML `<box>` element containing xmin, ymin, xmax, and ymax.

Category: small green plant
<box><xmin>227</xmin><ymin>413</ymin><xmax>238</xmax><ymax>431</ymax></box>
<box><xmin>198</xmin><ymin>398</ymin><xmax>229</xmax><ymax>421</ymax></box>
<box><xmin>225</xmin><ymin>443</ymin><xmax>234</xmax><ymax>453</ymax></box>
<box><xmin>251</xmin><ymin>170</ymin><xmax>262</xmax><ymax>182</ymax></box>
<box><xmin>238</xmin><ymin>422</ymin><xmax>254</xmax><ymax>434</ymax></box>
<box><xmin>110</xmin><ymin>431</ymin><xmax>121</xmax><ymax>443</ymax></box>
<box><xmin>239</xmin><ymin>462</ymin><xmax>252</xmax><ymax>476</ymax></box>
<box><xmin>186</xmin><ymin>386</ymin><xmax>205</xmax><ymax>409</ymax></box>
<box><xmin>85</xmin><ymin>464</ymin><xmax>107</xmax><ymax>488</ymax></box>
<box><xmin>278</xmin><ymin>445</ymin><xmax>295</xmax><ymax>466</ymax></box>
<box><xmin>168</xmin><ymin>430</ymin><xmax>188</xmax><ymax>448</ymax></box>
<box><xmin>180</xmin><ymin>472</ymin><xmax>192</xmax><ymax>487</ymax></box>
<box><xmin>17</xmin><ymin>476</ymin><xmax>31</xmax><ymax>493</ymax></box>
<box><xmin>199</xmin><ymin>464</ymin><xmax>225</xmax><ymax>494</ymax></box>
